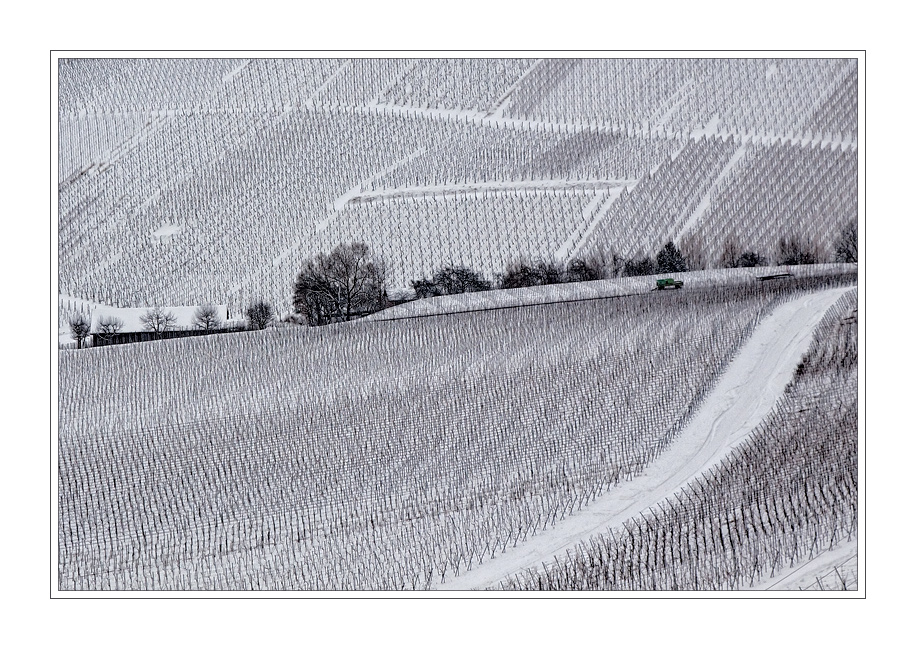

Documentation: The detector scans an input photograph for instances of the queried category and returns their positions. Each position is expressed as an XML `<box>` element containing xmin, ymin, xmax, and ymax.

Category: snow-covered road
<box><xmin>436</xmin><ymin>286</ymin><xmax>852</xmax><ymax>590</ymax></box>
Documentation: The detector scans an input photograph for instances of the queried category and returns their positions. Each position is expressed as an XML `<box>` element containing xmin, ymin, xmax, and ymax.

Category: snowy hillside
<box><xmin>56</xmin><ymin>56</ymin><xmax>860</xmax><ymax>594</ymax></box>
<box><xmin>57</xmin><ymin>58</ymin><xmax>857</xmax><ymax>315</ymax></box>
<box><xmin>57</xmin><ymin>270</ymin><xmax>856</xmax><ymax>589</ymax></box>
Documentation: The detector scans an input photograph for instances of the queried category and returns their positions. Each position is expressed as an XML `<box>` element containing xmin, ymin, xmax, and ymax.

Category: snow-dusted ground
<box><xmin>436</xmin><ymin>285</ymin><xmax>852</xmax><ymax>590</ymax></box>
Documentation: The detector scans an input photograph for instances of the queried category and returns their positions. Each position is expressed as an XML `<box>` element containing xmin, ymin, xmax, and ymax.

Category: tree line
<box><xmin>67</xmin><ymin>304</ymin><xmax>267</xmax><ymax>349</ymax></box>
<box><xmin>67</xmin><ymin>221</ymin><xmax>857</xmax><ymax>343</ymax></box>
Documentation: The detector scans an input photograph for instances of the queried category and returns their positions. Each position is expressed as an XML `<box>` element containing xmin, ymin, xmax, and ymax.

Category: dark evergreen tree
<box><xmin>623</xmin><ymin>256</ymin><xmax>657</xmax><ymax>277</ymax></box>
<box><xmin>656</xmin><ymin>241</ymin><xmax>688</xmax><ymax>273</ymax></box>
<box><xmin>566</xmin><ymin>258</ymin><xmax>602</xmax><ymax>282</ymax></box>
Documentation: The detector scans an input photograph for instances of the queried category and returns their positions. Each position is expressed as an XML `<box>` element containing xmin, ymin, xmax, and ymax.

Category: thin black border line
<box><xmin>52</xmin><ymin>51</ymin><xmax>864</xmax><ymax>600</ymax></box>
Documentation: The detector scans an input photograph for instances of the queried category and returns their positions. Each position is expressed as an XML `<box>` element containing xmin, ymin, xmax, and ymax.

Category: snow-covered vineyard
<box><xmin>58</xmin><ymin>58</ymin><xmax>857</xmax><ymax>320</ymax></box>
<box><xmin>57</xmin><ymin>270</ymin><xmax>852</xmax><ymax>589</ymax></box>
<box><xmin>56</xmin><ymin>57</ymin><xmax>860</xmax><ymax>593</ymax></box>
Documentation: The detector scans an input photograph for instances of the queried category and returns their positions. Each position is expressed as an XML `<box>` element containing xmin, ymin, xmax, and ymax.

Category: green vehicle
<box><xmin>656</xmin><ymin>278</ymin><xmax>684</xmax><ymax>290</ymax></box>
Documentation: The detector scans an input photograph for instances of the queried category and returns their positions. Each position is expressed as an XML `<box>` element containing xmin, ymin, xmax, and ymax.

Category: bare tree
<box><xmin>95</xmin><ymin>316</ymin><xmax>124</xmax><ymax>343</ymax></box>
<box><xmin>411</xmin><ymin>277</ymin><xmax>439</xmax><ymax>300</ymax></box>
<box><xmin>245</xmin><ymin>300</ymin><xmax>275</xmax><ymax>330</ymax></box>
<box><xmin>721</xmin><ymin>238</ymin><xmax>766</xmax><ymax>268</ymax></box>
<box><xmin>499</xmin><ymin>260</ymin><xmax>565</xmax><ymax>288</ymax></box>
<box><xmin>834</xmin><ymin>221</ymin><xmax>858</xmax><ymax>263</ymax></box>
<box><xmin>622</xmin><ymin>256</ymin><xmax>657</xmax><ymax>277</ymax></box>
<box><xmin>566</xmin><ymin>258</ymin><xmax>603</xmax><ymax>283</ymax></box>
<box><xmin>294</xmin><ymin>242</ymin><xmax>386</xmax><ymax>324</ymax></box>
<box><xmin>777</xmin><ymin>235</ymin><xmax>820</xmax><ymax>266</ymax></box>
<box><xmin>411</xmin><ymin>265</ymin><xmax>491</xmax><ymax>297</ymax></box>
<box><xmin>293</xmin><ymin>272</ymin><xmax>338</xmax><ymax>325</ymax></box>
<box><xmin>433</xmin><ymin>266</ymin><xmax>492</xmax><ymax>294</ymax></box>
<box><xmin>583</xmin><ymin>243</ymin><xmax>618</xmax><ymax>278</ymax></box>
<box><xmin>140</xmin><ymin>307</ymin><xmax>177</xmax><ymax>339</ymax></box>
<box><xmin>679</xmin><ymin>231</ymin><xmax>709</xmax><ymax>271</ymax></box>
<box><xmin>193</xmin><ymin>305</ymin><xmax>222</xmax><ymax>331</ymax></box>
<box><xmin>68</xmin><ymin>314</ymin><xmax>91</xmax><ymax>349</ymax></box>
<box><xmin>719</xmin><ymin>237</ymin><xmax>742</xmax><ymax>269</ymax></box>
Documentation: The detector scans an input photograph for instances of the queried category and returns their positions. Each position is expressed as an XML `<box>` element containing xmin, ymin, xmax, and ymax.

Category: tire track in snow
<box><xmin>435</xmin><ymin>286</ymin><xmax>852</xmax><ymax>590</ymax></box>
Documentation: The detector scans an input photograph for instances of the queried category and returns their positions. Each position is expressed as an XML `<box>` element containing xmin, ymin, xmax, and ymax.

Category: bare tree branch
<box><xmin>68</xmin><ymin>314</ymin><xmax>91</xmax><ymax>349</ymax></box>
<box><xmin>140</xmin><ymin>307</ymin><xmax>177</xmax><ymax>338</ymax></box>
<box><xmin>245</xmin><ymin>300</ymin><xmax>275</xmax><ymax>330</ymax></box>
<box><xmin>293</xmin><ymin>242</ymin><xmax>386</xmax><ymax>325</ymax></box>
<box><xmin>95</xmin><ymin>316</ymin><xmax>124</xmax><ymax>343</ymax></box>
<box><xmin>193</xmin><ymin>306</ymin><xmax>222</xmax><ymax>331</ymax></box>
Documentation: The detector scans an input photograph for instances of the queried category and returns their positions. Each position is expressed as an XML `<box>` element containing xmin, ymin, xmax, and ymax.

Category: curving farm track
<box><xmin>437</xmin><ymin>286</ymin><xmax>852</xmax><ymax>590</ymax></box>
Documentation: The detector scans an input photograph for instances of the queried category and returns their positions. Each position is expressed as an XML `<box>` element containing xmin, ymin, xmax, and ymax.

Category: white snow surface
<box><xmin>555</xmin><ymin>187</ymin><xmax>625</xmax><ymax>262</ymax></box>
<box><xmin>435</xmin><ymin>285</ymin><xmax>852</xmax><ymax>590</ymax></box>
<box><xmin>151</xmin><ymin>223</ymin><xmax>182</xmax><ymax>240</ymax></box>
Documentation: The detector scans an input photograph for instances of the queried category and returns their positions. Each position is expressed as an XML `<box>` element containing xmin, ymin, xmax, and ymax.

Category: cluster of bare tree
<box><xmin>411</xmin><ymin>266</ymin><xmax>492</xmax><ymax>298</ymax></box>
<box><xmin>67</xmin><ymin>225</ymin><xmax>859</xmax><ymax>343</ymax></box>
<box><xmin>67</xmin><ymin>305</ymin><xmax>236</xmax><ymax>349</ymax></box>
<box><xmin>293</xmin><ymin>242</ymin><xmax>387</xmax><ymax>326</ymax></box>
<box><xmin>719</xmin><ymin>239</ymin><xmax>768</xmax><ymax>269</ymax></box>
<box><xmin>705</xmin><ymin>223</ymin><xmax>858</xmax><ymax>271</ymax></box>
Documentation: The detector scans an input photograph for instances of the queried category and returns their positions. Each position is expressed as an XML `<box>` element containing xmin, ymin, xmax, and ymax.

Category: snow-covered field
<box><xmin>57</xmin><ymin>272</ymin><xmax>857</xmax><ymax>590</ymax></box>
<box><xmin>56</xmin><ymin>57</ymin><xmax>859</xmax><ymax>593</ymax></box>
<box><xmin>443</xmin><ymin>286</ymin><xmax>856</xmax><ymax>590</ymax></box>
<box><xmin>57</xmin><ymin>58</ymin><xmax>857</xmax><ymax>314</ymax></box>
<box><xmin>498</xmin><ymin>288</ymin><xmax>858</xmax><ymax>590</ymax></box>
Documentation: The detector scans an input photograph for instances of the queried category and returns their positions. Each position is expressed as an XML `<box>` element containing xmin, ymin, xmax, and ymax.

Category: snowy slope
<box><xmin>57</xmin><ymin>58</ymin><xmax>858</xmax><ymax>315</ymax></box>
<box><xmin>437</xmin><ymin>286</ymin><xmax>853</xmax><ymax>590</ymax></box>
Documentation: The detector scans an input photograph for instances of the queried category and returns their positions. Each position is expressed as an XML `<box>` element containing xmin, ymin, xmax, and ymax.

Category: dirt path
<box><xmin>435</xmin><ymin>286</ymin><xmax>852</xmax><ymax>590</ymax></box>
